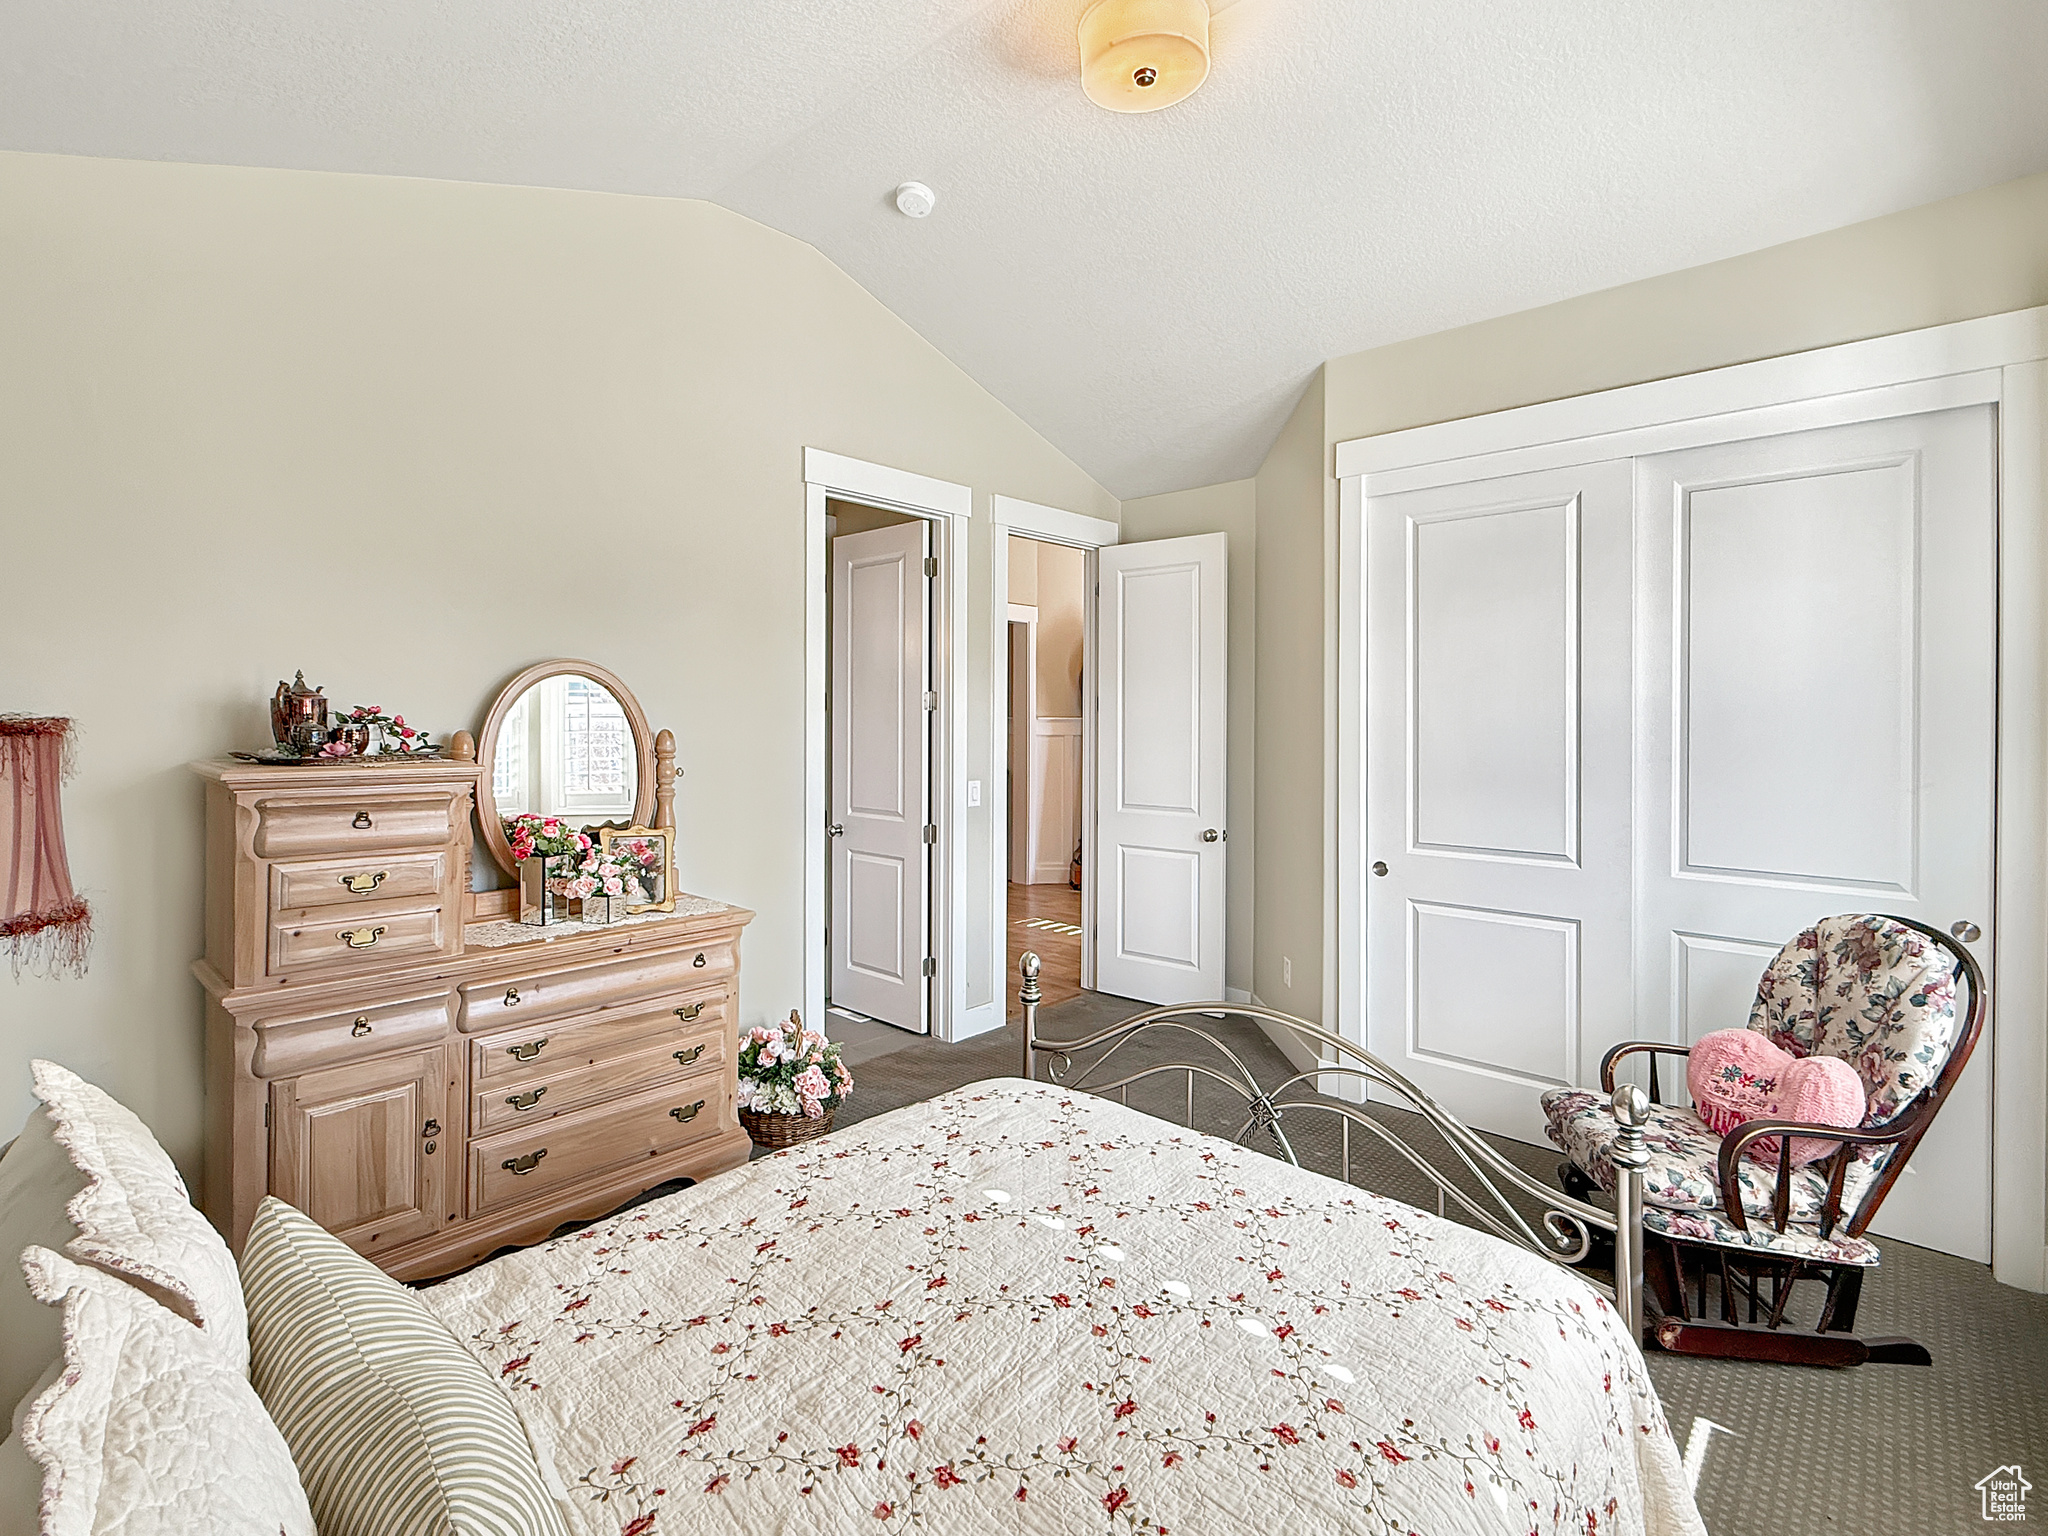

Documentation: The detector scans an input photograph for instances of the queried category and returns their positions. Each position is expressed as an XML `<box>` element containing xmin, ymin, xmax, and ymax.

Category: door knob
<box><xmin>1371</xmin><ymin>861</ymin><xmax>1388</xmax><ymax>877</ymax></box>
<box><xmin>1202</xmin><ymin>828</ymin><xmax>1222</xmax><ymax>843</ymax></box>
<box><xmin>1951</xmin><ymin>920</ymin><xmax>1982</xmax><ymax>944</ymax></box>
<box><xmin>827</xmin><ymin>823</ymin><xmax>844</xmax><ymax>837</ymax></box>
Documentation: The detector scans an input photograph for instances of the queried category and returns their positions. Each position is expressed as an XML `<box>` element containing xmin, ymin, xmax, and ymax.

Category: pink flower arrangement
<box><xmin>736</xmin><ymin>1011</ymin><xmax>852</xmax><ymax>1120</ymax></box>
<box><xmin>503</xmin><ymin>814</ymin><xmax>592</xmax><ymax>862</ymax></box>
<box><xmin>326</xmin><ymin>705</ymin><xmax>434</xmax><ymax>756</ymax></box>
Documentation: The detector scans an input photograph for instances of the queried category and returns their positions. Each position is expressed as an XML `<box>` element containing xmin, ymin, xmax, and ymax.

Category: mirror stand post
<box><xmin>655</xmin><ymin>728</ymin><xmax>676</xmax><ymax>833</ymax></box>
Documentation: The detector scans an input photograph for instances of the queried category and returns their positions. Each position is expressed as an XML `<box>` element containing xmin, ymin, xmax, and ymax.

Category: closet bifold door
<box><xmin>1363</xmin><ymin>459</ymin><xmax>1634</xmax><ymax>1143</ymax></box>
<box><xmin>1632</xmin><ymin>404</ymin><xmax>1998</xmax><ymax>1263</ymax></box>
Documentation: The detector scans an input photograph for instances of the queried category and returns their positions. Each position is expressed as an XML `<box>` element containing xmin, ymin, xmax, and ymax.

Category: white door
<box><xmin>1094</xmin><ymin>534</ymin><xmax>1228</xmax><ymax>1004</ymax></box>
<box><xmin>1365</xmin><ymin>463</ymin><xmax>1637</xmax><ymax>1143</ymax></box>
<box><xmin>1634</xmin><ymin>406</ymin><xmax>1997</xmax><ymax>1261</ymax></box>
<box><xmin>830</xmin><ymin>521</ymin><xmax>931</xmax><ymax>1032</ymax></box>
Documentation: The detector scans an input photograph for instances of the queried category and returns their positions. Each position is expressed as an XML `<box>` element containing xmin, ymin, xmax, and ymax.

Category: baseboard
<box><xmin>1224</xmin><ymin>986</ymin><xmax>1252</xmax><ymax>1005</ymax></box>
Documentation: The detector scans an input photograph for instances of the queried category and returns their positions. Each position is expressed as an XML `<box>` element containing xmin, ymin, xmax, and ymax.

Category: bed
<box><xmin>419</xmin><ymin>1072</ymin><xmax>1697</xmax><ymax>1535</ymax></box>
<box><xmin>4</xmin><ymin>965</ymin><xmax>1694</xmax><ymax>1536</ymax></box>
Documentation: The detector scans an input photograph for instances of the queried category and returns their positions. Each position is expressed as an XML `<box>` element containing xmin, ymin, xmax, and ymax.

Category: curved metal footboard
<box><xmin>1016</xmin><ymin>953</ymin><xmax>1652</xmax><ymax>1344</ymax></box>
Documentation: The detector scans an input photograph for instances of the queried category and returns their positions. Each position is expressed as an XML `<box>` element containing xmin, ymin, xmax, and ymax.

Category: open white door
<box><xmin>1094</xmin><ymin>533</ymin><xmax>1227</xmax><ymax>1004</ymax></box>
<box><xmin>830</xmin><ymin>521</ymin><xmax>931</xmax><ymax>1032</ymax></box>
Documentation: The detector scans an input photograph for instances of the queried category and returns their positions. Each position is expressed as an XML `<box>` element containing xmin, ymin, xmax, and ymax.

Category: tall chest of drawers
<box><xmin>191</xmin><ymin>757</ymin><xmax>753</xmax><ymax>1281</ymax></box>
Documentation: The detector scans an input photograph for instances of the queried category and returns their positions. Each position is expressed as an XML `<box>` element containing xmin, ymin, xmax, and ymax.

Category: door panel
<box><xmin>1635</xmin><ymin>406</ymin><xmax>1997</xmax><ymax>1260</ymax></box>
<box><xmin>269</xmin><ymin>1046</ymin><xmax>449</xmax><ymax>1256</ymax></box>
<box><xmin>1095</xmin><ymin>534</ymin><xmax>1227</xmax><ymax>1003</ymax></box>
<box><xmin>1366</xmin><ymin>463</ymin><xmax>1634</xmax><ymax>1142</ymax></box>
<box><xmin>830</xmin><ymin>521</ymin><xmax>931</xmax><ymax>1031</ymax></box>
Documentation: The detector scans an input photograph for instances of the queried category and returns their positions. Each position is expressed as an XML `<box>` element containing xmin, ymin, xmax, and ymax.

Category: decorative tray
<box><xmin>229</xmin><ymin>749</ymin><xmax>453</xmax><ymax>766</ymax></box>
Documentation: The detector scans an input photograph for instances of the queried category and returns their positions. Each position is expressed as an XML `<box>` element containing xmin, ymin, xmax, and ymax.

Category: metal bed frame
<box><xmin>1016</xmin><ymin>953</ymin><xmax>1654</xmax><ymax>1343</ymax></box>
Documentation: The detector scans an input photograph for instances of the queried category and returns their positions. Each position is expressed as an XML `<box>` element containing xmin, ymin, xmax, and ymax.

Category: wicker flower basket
<box><xmin>739</xmin><ymin>1106</ymin><xmax>836</xmax><ymax>1149</ymax></box>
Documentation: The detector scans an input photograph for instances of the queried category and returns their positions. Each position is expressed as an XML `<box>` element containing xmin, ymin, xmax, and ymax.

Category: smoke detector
<box><xmin>894</xmin><ymin>181</ymin><xmax>937</xmax><ymax>219</ymax></box>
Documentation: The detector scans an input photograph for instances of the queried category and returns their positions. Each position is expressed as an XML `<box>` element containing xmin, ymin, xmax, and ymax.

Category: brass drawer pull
<box><xmin>692</xmin><ymin>953</ymin><xmax>707</xmax><ymax>968</ymax></box>
<box><xmin>506</xmin><ymin>1086</ymin><xmax>547</xmax><ymax>1112</ymax></box>
<box><xmin>502</xmin><ymin>1149</ymin><xmax>547</xmax><ymax>1176</ymax></box>
<box><xmin>337</xmin><ymin>926</ymin><xmax>385</xmax><ymax>949</ymax></box>
<box><xmin>340</xmin><ymin>870</ymin><xmax>387</xmax><ymax>894</ymax></box>
<box><xmin>422</xmin><ymin>1119</ymin><xmax>440</xmax><ymax>1138</ymax></box>
<box><xmin>505</xmin><ymin>1037</ymin><xmax>549</xmax><ymax>1062</ymax></box>
<box><xmin>503</xmin><ymin>986</ymin><xmax>522</xmax><ymax>1007</ymax></box>
<box><xmin>670</xmin><ymin>1101</ymin><xmax>706</xmax><ymax>1124</ymax></box>
<box><xmin>673</xmin><ymin>1043</ymin><xmax>706</xmax><ymax>1067</ymax></box>
<box><xmin>352</xmin><ymin>811</ymin><xmax>373</xmax><ymax>829</ymax></box>
<box><xmin>673</xmin><ymin>1002</ymin><xmax>706</xmax><ymax>1022</ymax></box>
<box><xmin>350</xmin><ymin>1016</ymin><xmax>372</xmax><ymax>1038</ymax></box>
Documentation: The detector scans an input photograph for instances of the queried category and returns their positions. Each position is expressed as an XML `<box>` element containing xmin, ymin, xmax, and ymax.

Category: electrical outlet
<box><xmin>967</xmin><ymin>780</ymin><xmax>982</xmax><ymax>807</ymax></box>
<box><xmin>1283</xmin><ymin>956</ymin><xmax>1292</xmax><ymax>988</ymax></box>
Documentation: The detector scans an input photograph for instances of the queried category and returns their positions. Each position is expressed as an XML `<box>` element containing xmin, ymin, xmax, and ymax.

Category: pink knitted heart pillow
<box><xmin>1687</xmin><ymin>1028</ymin><xmax>1866</xmax><ymax>1167</ymax></box>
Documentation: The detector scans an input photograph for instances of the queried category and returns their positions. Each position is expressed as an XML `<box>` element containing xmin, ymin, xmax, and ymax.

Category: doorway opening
<box><xmin>1006</xmin><ymin>534</ymin><xmax>1091</xmax><ymax>1013</ymax></box>
<box><xmin>826</xmin><ymin>498</ymin><xmax>935</xmax><ymax>1046</ymax></box>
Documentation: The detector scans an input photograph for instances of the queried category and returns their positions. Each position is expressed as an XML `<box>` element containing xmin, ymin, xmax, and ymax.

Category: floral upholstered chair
<box><xmin>1542</xmin><ymin>914</ymin><xmax>1984</xmax><ymax>1367</ymax></box>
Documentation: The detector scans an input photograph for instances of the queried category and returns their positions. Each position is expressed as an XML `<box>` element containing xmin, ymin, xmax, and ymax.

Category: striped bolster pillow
<box><xmin>241</xmin><ymin>1197</ymin><xmax>569</xmax><ymax>1536</ymax></box>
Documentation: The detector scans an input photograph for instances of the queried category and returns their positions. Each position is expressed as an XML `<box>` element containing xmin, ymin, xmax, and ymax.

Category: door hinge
<box><xmin>263</xmin><ymin>1102</ymin><xmax>270</xmax><ymax>1129</ymax></box>
<box><xmin>923</xmin><ymin>690</ymin><xmax>938</xmax><ymax>712</ymax></box>
<box><xmin>922</xmin><ymin>957</ymin><xmax>937</xmax><ymax>978</ymax></box>
<box><xmin>924</xmin><ymin>556</ymin><xmax>938</xmax><ymax>578</ymax></box>
<box><xmin>922</xmin><ymin>823</ymin><xmax>938</xmax><ymax>844</ymax></box>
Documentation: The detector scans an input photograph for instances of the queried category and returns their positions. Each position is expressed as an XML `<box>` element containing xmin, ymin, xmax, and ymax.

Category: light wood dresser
<box><xmin>191</xmin><ymin>755</ymin><xmax>753</xmax><ymax>1281</ymax></box>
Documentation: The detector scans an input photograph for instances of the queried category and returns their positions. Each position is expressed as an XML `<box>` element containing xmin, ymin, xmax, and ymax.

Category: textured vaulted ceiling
<box><xmin>5</xmin><ymin>1</ymin><xmax>2047</xmax><ymax>497</ymax></box>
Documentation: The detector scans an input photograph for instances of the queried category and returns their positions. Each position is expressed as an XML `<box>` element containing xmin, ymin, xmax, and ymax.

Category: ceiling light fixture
<box><xmin>1079</xmin><ymin>0</ymin><xmax>1210</xmax><ymax>113</ymax></box>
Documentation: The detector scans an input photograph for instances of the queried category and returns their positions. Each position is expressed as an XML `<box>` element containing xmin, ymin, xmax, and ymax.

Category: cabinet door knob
<box><xmin>502</xmin><ymin>1149</ymin><xmax>547</xmax><ymax>1176</ymax></box>
<box><xmin>351</xmin><ymin>810</ymin><xmax>373</xmax><ymax>829</ymax></box>
<box><xmin>503</xmin><ymin>986</ymin><xmax>522</xmax><ymax>1007</ymax></box>
<box><xmin>673</xmin><ymin>1044</ymin><xmax>706</xmax><ymax>1067</ymax></box>
<box><xmin>506</xmin><ymin>1087</ymin><xmax>547</xmax><ymax>1112</ymax></box>
<box><xmin>505</xmin><ymin>1037</ymin><xmax>549</xmax><ymax>1062</ymax></box>
<box><xmin>421</xmin><ymin>1119</ymin><xmax>440</xmax><ymax>1138</ymax></box>
<box><xmin>693</xmin><ymin>953</ymin><xmax>707</xmax><ymax>968</ymax></box>
<box><xmin>674</xmin><ymin>1001</ymin><xmax>706</xmax><ymax>1022</ymax></box>
<box><xmin>669</xmin><ymin>1100</ymin><xmax>705</xmax><ymax>1123</ymax></box>
<box><xmin>340</xmin><ymin>870</ymin><xmax>387</xmax><ymax>894</ymax></box>
<box><xmin>337</xmin><ymin>925</ymin><xmax>384</xmax><ymax>949</ymax></box>
<box><xmin>350</xmin><ymin>1016</ymin><xmax>372</xmax><ymax>1038</ymax></box>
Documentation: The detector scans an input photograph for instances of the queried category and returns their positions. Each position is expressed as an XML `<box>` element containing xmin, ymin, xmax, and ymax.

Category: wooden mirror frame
<box><xmin>475</xmin><ymin>659</ymin><xmax>664</xmax><ymax>879</ymax></box>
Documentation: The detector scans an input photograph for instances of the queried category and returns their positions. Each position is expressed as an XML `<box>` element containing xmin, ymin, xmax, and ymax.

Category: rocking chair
<box><xmin>1543</xmin><ymin>913</ymin><xmax>1984</xmax><ymax>1368</ymax></box>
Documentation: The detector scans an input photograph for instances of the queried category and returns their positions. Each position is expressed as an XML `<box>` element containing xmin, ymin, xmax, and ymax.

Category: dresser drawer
<box><xmin>472</xmin><ymin>989</ymin><xmax>732</xmax><ymax>1084</ymax></box>
<box><xmin>470</xmin><ymin>1028</ymin><xmax>725</xmax><ymax>1136</ymax></box>
<box><xmin>253</xmin><ymin>793</ymin><xmax>462</xmax><ymax>859</ymax></box>
<box><xmin>269</xmin><ymin>851</ymin><xmax>451</xmax><ymax>912</ymax></box>
<box><xmin>249</xmin><ymin>990</ymin><xmax>453</xmax><ymax>1078</ymax></box>
<box><xmin>268</xmin><ymin>902</ymin><xmax>452</xmax><ymax>976</ymax></box>
<box><xmin>458</xmin><ymin>940</ymin><xmax>738</xmax><ymax>1032</ymax></box>
<box><xmin>468</xmin><ymin>1077</ymin><xmax>728</xmax><ymax>1215</ymax></box>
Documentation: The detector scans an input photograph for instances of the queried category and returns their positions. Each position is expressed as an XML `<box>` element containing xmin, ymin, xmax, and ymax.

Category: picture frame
<box><xmin>597</xmin><ymin>824</ymin><xmax>675</xmax><ymax>914</ymax></box>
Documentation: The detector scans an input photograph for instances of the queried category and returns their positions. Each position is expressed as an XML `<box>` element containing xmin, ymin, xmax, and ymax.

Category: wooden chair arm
<box><xmin>1716</xmin><ymin>1116</ymin><xmax>1916</xmax><ymax>1236</ymax></box>
<box><xmin>1599</xmin><ymin>1040</ymin><xmax>1693</xmax><ymax>1097</ymax></box>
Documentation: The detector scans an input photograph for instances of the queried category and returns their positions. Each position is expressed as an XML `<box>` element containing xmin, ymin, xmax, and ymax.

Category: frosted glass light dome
<box><xmin>1079</xmin><ymin>0</ymin><xmax>1211</xmax><ymax>113</ymax></box>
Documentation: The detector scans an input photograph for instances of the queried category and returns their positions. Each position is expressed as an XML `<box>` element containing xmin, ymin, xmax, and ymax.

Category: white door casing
<box><xmin>1633</xmin><ymin>406</ymin><xmax>1998</xmax><ymax>1261</ymax></box>
<box><xmin>830</xmin><ymin>520</ymin><xmax>931</xmax><ymax>1032</ymax></box>
<box><xmin>1095</xmin><ymin>533</ymin><xmax>1228</xmax><ymax>1004</ymax></box>
<box><xmin>1365</xmin><ymin>463</ymin><xmax>1636</xmax><ymax>1144</ymax></box>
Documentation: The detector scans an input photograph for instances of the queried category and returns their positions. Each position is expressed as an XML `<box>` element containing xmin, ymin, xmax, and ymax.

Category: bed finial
<box><xmin>1019</xmin><ymin>952</ymin><xmax>1042</xmax><ymax>1082</ymax></box>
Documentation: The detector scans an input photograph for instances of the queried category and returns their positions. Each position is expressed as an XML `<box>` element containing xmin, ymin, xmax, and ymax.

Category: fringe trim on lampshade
<box><xmin>2</xmin><ymin>716</ymin><xmax>92</xmax><ymax>978</ymax></box>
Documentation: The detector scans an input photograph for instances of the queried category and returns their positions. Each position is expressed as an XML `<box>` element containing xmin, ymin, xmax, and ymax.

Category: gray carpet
<box><xmin>830</xmin><ymin>990</ymin><xmax>2048</xmax><ymax>1536</ymax></box>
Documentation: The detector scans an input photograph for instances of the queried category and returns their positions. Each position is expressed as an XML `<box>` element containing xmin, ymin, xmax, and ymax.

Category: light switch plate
<box><xmin>967</xmin><ymin>780</ymin><xmax>982</xmax><ymax>806</ymax></box>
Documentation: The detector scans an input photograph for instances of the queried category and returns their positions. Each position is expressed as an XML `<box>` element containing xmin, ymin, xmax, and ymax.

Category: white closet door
<box><xmin>830</xmin><ymin>521</ymin><xmax>931</xmax><ymax>1032</ymax></box>
<box><xmin>1365</xmin><ymin>463</ymin><xmax>1635</xmax><ymax>1143</ymax></box>
<box><xmin>1634</xmin><ymin>405</ymin><xmax>1997</xmax><ymax>1261</ymax></box>
<box><xmin>1095</xmin><ymin>534</ymin><xmax>1228</xmax><ymax>1004</ymax></box>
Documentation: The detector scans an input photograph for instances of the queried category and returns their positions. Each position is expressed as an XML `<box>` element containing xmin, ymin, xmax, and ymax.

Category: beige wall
<box><xmin>1251</xmin><ymin>381</ymin><xmax>1327</xmax><ymax>1019</ymax></box>
<box><xmin>0</xmin><ymin>150</ymin><xmax>1114</xmax><ymax>1165</ymax></box>
<box><xmin>1032</xmin><ymin>543</ymin><xmax>1086</xmax><ymax>720</ymax></box>
<box><xmin>1118</xmin><ymin>478</ymin><xmax>1258</xmax><ymax>1000</ymax></box>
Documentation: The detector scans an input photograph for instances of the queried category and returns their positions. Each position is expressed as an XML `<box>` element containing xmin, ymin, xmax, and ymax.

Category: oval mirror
<box><xmin>476</xmin><ymin>660</ymin><xmax>655</xmax><ymax>878</ymax></box>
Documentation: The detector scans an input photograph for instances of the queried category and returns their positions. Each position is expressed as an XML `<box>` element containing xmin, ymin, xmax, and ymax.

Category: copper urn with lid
<box><xmin>270</xmin><ymin>671</ymin><xmax>331</xmax><ymax>755</ymax></box>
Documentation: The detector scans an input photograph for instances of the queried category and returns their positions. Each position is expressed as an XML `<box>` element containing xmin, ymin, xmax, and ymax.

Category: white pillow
<box><xmin>15</xmin><ymin>1247</ymin><xmax>314</xmax><ymax>1536</ymax></box>
<box><xmin>0</xmin><ymin>1106</ymin><xmax>88</xmax><ymax>1423</ymax></box>
<box><xmin>29</xmin><ymin>1062</ymin><xmax>248</xmax><ymax>1376</ymax></box>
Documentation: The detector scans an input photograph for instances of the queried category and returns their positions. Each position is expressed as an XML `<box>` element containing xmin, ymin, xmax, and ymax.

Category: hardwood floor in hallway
<box><xmin>1007</xmin><ymin>881</ymin><xmax>1084</xmax><ymax>1015</ymax></box>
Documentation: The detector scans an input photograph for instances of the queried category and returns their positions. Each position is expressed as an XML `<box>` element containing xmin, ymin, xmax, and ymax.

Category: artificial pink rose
<box><xmin>399</xmin><ymin>727</ymin><xmax>414</xmax><ymax>738</ymax></box>
<box><xmin>320</xmin><ymin>739</ymin><xmax>355</xmax><ymax>757</ymax></box>
<box><xmin>749</xmin><ymin>1027</ymin><xmax>774</xmax><ymax>1045</ymax></box>
<box><xmin>576</xmin><ymin>833</ymin><xmax>591</xmax><ymax>850</ymax></box>
<box><xmin>800</xmin><ymin>1094</ymin><xmax>824</xmax><ymax>1120</ymax></box>
<box><xmin>544</xmin><ymin>818</ymin><xmax>561</xmax><ymax>830</ymax></box>
<box><xmin>604</xmin><ymin>877</ymin><xmax>624</xmax><ymax>896</ymax></box>
<box><xmin>392</xmin><ymin>715</ymin><xmax>404</xmax><ymax>726</ymax></box>
<box><xmin>794</xmin><ymin>1065</ymin><xmax>830</xmax><ymax>1100</ymax></box>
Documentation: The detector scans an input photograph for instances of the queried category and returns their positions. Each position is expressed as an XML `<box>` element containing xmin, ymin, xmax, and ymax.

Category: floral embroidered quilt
<box><xmin>420</xmin><ymin>1080</ymin><xmax>1703</xmax><ymax>1536</ymax></box>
